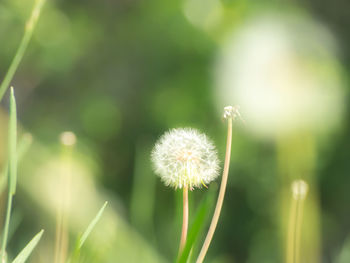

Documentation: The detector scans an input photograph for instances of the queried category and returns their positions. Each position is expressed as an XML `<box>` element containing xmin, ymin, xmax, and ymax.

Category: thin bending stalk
<box><xmin>287</xmin><ymin>198</ymin><xmax>305</xmax><ymax>263</ymax></box>
<box><xmin>0</xmin><ymin>0</ymin><xmax>46</xmax><ymax>102</ymax></box>
<box><xmin>178</xmin><ymin>185</ymin><xmax>189</xmax><ymax>255</ymax></box>
<box><xmin>196</xmin><ymin>116</ymin><xmax>233</xmax><ymax>263</ymax></box>
<box><xmin>294</xmin><ymin>199</ymin><xmax>303</xmax><ymax>263</ymax></box>
<box><xmin>287</xmin><ymin>180</ymin><xmax>308</xmax><ymax>263</ymax></box>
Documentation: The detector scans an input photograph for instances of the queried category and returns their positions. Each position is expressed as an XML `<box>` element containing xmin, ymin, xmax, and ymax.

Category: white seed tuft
<box><xmin>151</xmin><ymin>128</ymin><xmax>220</xmax><ymax>190</ymax></box>
<box><xmin>60</xmin><ymin>131</ymin><xmax>77</xmax><ymax>146</ymax></box>
<box><xmin>291</xmin><ymin>180</ymin><xmax>309</xmax><ymax>200</ymax></box>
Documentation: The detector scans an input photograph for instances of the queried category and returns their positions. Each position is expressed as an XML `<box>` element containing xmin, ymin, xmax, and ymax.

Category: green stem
<box><xmin>196</xmin><ymin>115</ymin><xmax>233</xmax><ymax>263</ymax></box>
<box><xmin>1</xmin><ymin>194</ymin><xmax>13</xmax><ymax>263</ymax></box>
<box><xmin>294</xmin><ymin>197</ymin><xmax>304</xmax><ymax>263</ymax></box>
<box><xmin>287</xmin><ymin>186</ymin><xmax>306</xmax><ymax>263</ymax></box>
<box><xmin>0</xmin><ymin>0</ymin><xmax>46</xmax><ymax>102</ymax></box>
<box><xmin>178</xmin><ymin>185</ymin><xmax>189</xmax><ymax>256</ymax></box>
<box><xmin>1</xmin><ymin>88</ymin><xmax>17</xmax><ymax>262</ymax></box>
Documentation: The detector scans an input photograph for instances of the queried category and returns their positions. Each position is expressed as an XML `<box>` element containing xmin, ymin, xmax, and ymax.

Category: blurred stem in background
<box><xmin>54</xmin><ymin>132</ymin><xmax>76</xmax><ymax>263</ymax></box>
<box><xmin>277</xmin><ymin>134</ymin><xmax>320</xmax><ymax>263</ymax></box>
<box><xmin>0</xmin><ymin>0</ymin><xmax>45</xmax><ymax>102</ymax></box>
<box><xmin>130</xmin><ymin>140</ymin><xmax>156</xmax><ymax>241</ymax></box>
<box><xmin>287</xmin><ymin>180</ymin><xmax>309</xmax><ymax>263</ymax></box>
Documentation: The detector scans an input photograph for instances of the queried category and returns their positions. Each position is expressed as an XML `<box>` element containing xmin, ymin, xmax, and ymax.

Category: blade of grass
<box><xmin>78</xmin><ymin>201</ymin><xmax>108</xmax><ymax>249</ymax></box>
<box><xmin>176</xmin><ymin>188</ymin><xmax>216</xmax><ymax>263</ymax></box>
<box><xmin>0</xmin><ymin>0</ymin><xmax>46</xmax><ymax>102</ymax></box>
<box><xmin>6</xmin><ymin>211</ymin><xmax>23</xmax><ymax>246</ymax></box>
<box><xmin>0</xmin><ymin>134</ymin><xmax>33</xmax><ymax>198</ymax></box>
<box><xmin>0</xmin><ymin>174</ymin><xmax>6</xmax><ymax>198</ymax></box>
<box><xmin>69</xmin><ymin>202</ymin><xmax>108</xmax><ymax>262</ymax></box>
<box><xmin>8</xmin><ymin>88</ymin><xmax>17</xmax><ymax>196</ymax></box>
<box><xmin>1</xmin><ymin>87</ymin><xmax>17</xmax><ymax>263</ymax></box>
<box><xmin>12</xmin><ymin>229</ymin><xmax>44</xmax><ymax>263</ymax></box>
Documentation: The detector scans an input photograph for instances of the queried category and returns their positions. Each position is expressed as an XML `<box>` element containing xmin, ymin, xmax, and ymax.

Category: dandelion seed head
<box><xmin>223</xmin><ymin>105</ymin><xmax>243</xmax><ymax>121</ymax></box>
<box><xmin>151</xmin><ymin>128</ymin><xmax>220</xmax><ymax>190</ymax></box>
<box><xmin>291</xmin><ymin>180</ymin><xmax>309</xmax><ymax>200</ymax></box>
<box><xmin>60</xmin><ymin>131</ymin><xmax>77</xmax><ymax>146</ymax></box>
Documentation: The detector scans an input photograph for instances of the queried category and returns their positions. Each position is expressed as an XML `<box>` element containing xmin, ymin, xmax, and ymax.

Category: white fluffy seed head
<box><xmin>151</xmin><ymin>128</ymin><xmax>220</xmax><ymax>190</ymax></box>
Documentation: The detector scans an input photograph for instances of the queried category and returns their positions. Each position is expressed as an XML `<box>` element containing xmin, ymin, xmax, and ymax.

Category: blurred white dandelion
<box><xmin>215</xmin><ymin>13</ymin><xmax>345</xmax><ymax>137</ymax></box>
<box><xmin>182</xmin><ymin>0</ymin><xmax>223</xmax><ymax>31</ymax></box>
<box><xmin>151</xmin><ymin>128</ymin><xmax>220</xmax><ymax>190</ymax></box>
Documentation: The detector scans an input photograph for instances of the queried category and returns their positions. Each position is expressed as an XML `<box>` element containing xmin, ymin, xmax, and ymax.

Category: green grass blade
<box><xmin>1</xmin><ymin>87</ymin><xmax>18</xmax><ymax>261</ymax></box>
<box><xmin>70</xmin><ymin>202</ymin><xmax>108</xmax><ymax>262</ymax></box>
<box><xmin>176</xmin><ymin>189</ymin><xmax>216</xmax><ymax>263</ymax></box>
<box><xmin>0</xmin><ymin>133</ymin><xmax>33</xmax><ymax>197</ymax></box>
<box><xmin>9</xmin><ymin>87</ymin><xmax>17</xmax><ymax>195</ymax></box>
<box><xmin>0</xmin><ymin>0</ymin><xmax>46</xmax><ymax>102</ymax></box>
<box><xmin>12</xmin><ymin>229</ymin><xmax>44</xmax><ymax>263</ymax></box>
<box><xmin>78</xmin><ymin>201</ymin><xmax>108</xmax><ymax>249</ymax></box>
<box><xmin>6</xmin><ymin>211</ymin><xmax>23</xmax><ymax>246</ymax></box>
<box><xmin>0</xmin><ymin>172</ymin><xmax>7</xmax><ymax>197</ymax></box>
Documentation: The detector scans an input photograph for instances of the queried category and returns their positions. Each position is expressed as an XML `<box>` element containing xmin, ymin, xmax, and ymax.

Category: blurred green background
<box><xmin>0</xmin><ymin>0</ymin><xmax>349</xmax><ymax>262</ymax></box>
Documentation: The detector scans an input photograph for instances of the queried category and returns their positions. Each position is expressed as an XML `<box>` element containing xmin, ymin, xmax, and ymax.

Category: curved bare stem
<box><xmin>196</xmin><ymin>112</ymin><xmax>233</xmax><ymax>263</ymax></box>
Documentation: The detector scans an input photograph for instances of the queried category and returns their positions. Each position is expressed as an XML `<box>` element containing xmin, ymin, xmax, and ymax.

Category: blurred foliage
<box><xmin>0</xmin><ymin>0</ymin><xmax>349</xmax><ymax>262</ymax></box>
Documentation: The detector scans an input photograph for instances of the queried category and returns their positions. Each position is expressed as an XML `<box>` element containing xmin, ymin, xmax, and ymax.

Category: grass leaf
<box><xmin>176</xmin><ymin>188</ymin><xmax>216</xmax><ymax>263</ymax></box>
<box><xmin>1</xmin><ymin>87</ymin><xmax>18</xmax><ymax>261</ymax></box>
<box><xmin>0</xmin><ymin>0</ymin><xmax>46</xmax><ymax>102</ymax></box>
<box><xmin>78</xmin><ymin>201</ymin><xmax>108</xmax><ymax>249</ymax></box>
<box><xmin>9</xmin><ymin>87</ymin><xmax>17</xmax><ymax>195</ymax></box>
<box><xmin>12</xmin><ymin>229</ymin><xmax>44</xmax><ymax>263</ymax></box>
<box><xmin>69</xmin><ymin>202</ymin><xmax>108</xmax><ymax>262</ymax></box>
<box><xmin>0</xmin><ymin>133</ymin><xmax>33</xmax><ymax>197</ymax></box>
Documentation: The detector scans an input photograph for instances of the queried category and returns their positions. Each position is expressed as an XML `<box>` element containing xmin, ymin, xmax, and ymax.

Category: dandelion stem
<box><xmin>295</xmin><ymin>198</ymin><xmax>304</xmax><ymax>263</ymax></box>
<box><xmin>54</xmin><ymin>132</ymin><xmax>75</xmax><ymax>263</ymax></box>
<box><xmin>196</xmin><ymin>115</ymin><xmax>233</xmax><ymax>263</ymax></box>
<box><xmin>287</xmin><ymin>192</ymin><xmax>306</xmax><ymax>263</ymax></box>
<box><xmin>179</xmin><ymin>185</ymin><xmax>189</xmax><ymax>255</ymax></box>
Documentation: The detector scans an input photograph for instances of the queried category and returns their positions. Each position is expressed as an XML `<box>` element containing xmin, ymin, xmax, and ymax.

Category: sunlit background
<box><xmin>0</xmin><ymin>0</ymin><xmax>349</xmax><ymax>262</ymax></box>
